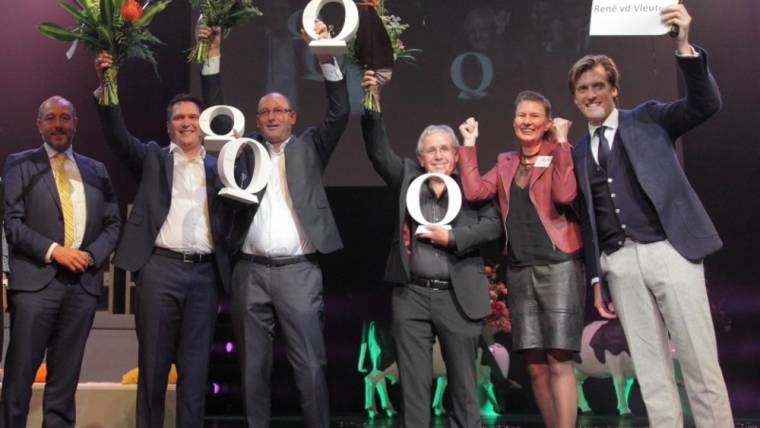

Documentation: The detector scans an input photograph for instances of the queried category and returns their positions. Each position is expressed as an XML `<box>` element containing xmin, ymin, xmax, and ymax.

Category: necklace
<box><xmin>520</xmin><ymin>144</ymin><xmax>541</xmax><ymax>167</ymax></box>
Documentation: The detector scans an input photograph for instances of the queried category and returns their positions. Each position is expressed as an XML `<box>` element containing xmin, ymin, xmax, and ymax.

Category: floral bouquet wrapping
<box><xmin>187</xmin><ymin>0</ymin><xmax>262</xmax><ymax>63</ymax></box>
<box><xmin>38</xmin><ymin>0</ymin><xmax>171</xmax><ymax>106</ymax></box>
<box><xmin>352</xmin><ymin>0</ymin><xmax>420</xmax><ymax>112</ymax></box>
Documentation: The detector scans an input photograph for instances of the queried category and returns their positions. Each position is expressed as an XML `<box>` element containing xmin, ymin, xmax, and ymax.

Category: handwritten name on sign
<box><xmin>589</xmin><ymin>0</ymin><xmax>677</xmax><ymax>36</ymax></box>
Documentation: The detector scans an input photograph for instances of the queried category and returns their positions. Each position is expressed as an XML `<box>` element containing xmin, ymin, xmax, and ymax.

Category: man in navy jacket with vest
<box><xmin>568</xmin><ymin>4</ymin><xmax>732</xmax><ymax>426</ymax></box>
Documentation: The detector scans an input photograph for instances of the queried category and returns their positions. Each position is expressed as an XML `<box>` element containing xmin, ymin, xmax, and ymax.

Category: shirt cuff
<box><xmin>590</xmin><ymin>276</ymin><xmax>600</xmax><ymax>287</ymax></box>
<box><xmin>202</xmin><ymin>55</ymin><xmax>221</xmax><ymax>75</ymax></box>
<box><xmin>675</xmin><ymin>45</ymin><xmax>699</xmax><ymax>58</ymax></box>
<box><xmin>45</xmin><ymin>243</ymin><xmax>59</xmax><ymax>263</ymax></box>
<box><xmin>320</xmin><ymin>59</ymin><xmax>343</xmax><ymax>82</ymax></box>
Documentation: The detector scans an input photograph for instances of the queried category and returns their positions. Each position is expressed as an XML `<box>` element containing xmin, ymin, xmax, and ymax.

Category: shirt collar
<box><xmin>265</xmin><ymin>135</ymin><xmax>294</xmax><ymax>155</ymax></box>
<box><xmin>43</xmin><ymin>142</ymin><xmax>74</xmax><ymax>161</ymax></box>
<box><xmin>588</xmin><ymin>108</ymin><xmax>619</xmax><ymax>138</ymax></box>
<box><xmin>169</xmin><ymin>142</ymin><xmax>206</xmax><ymax>161</ymax></box>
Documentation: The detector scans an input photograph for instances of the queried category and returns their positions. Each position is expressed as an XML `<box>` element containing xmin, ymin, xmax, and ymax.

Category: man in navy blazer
<box><xmin>93</xmin><ymin>52</ymin><xmax>231</xmax><ymax>428</ymax></box>
<box><xmin>2</xmin><ymin>96</ymin><xmax>120</xmax><ymax>427</ymax></box>
<box><xmin>568</xmin><ymin>4</ymin><xmax>733</xmax><ymax>426</ymax></box>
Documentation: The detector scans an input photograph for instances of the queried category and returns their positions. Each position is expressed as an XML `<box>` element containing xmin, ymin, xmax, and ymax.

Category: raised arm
<box><xmin>549</xmin><ymin>117</ymin><xmax>578</xmax><ymax>205</ymax></box>
<box><xmin>93</xmin><ymin>51</ymin><xmax>150</xmax><ymax>177</ymax></box>
<box><xmin>360</xmin><ymin>70</ymin><xmax>405</xmax><ymax>190</ymax></box>
<box><xmin>650</xmin><ymin>4</ymin><xmax>721</xmax><ymax>139</ymax></box>
<box><xmin>458</xmin><ymin>117</ymin><xmax>499</xmax><ymax>203</ymax></box>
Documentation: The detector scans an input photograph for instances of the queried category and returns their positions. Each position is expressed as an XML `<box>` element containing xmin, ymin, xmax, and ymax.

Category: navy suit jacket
<box><xmin>96</xmin><ymin>104</ymin><xmax>232</xmax><ymax>292</ymax></box>
<box><xmin>573</xmin><ymin>46</ymin><xmax>722</xmax><ymax>285</ymax></box>
<box><xmin>361</xmin><ymin>112</ymin><xmax>503</xmax><ymax>320</ymax></box>
<box><xmin>201</xmin><ymin>73</ymin><xmax>350</xmax><ymax>255</ymax></box>
<box><xmin>3</xmin><ymin>147</ymin><xmax>121</xmax><ymax>295</ymax></box>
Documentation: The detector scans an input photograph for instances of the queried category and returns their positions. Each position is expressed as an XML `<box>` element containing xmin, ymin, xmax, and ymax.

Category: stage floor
<box><xmin>204</xmin><ymin>414</ymin><xmax>760</xmax><ymax>427</ymax></box>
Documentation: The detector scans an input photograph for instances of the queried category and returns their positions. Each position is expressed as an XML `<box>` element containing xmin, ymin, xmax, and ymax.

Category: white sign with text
<box><xmin>589</xmin><ymin>0</ymin><xmax>676</xmax><ymax>36</ymax></box>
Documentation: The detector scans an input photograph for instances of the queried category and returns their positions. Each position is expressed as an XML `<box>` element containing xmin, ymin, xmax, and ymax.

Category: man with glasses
<box><xmin>568</xmin><ymin>4</ymin><xmax>733</xmax><ymax>426</ymax></box>
<box><xmin>198</xmin><ymin>20</ymin><xmax>349</xmax><ymax>427</ymax></box>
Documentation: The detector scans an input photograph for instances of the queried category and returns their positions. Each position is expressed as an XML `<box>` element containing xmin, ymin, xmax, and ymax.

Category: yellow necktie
<box><xmin>51</xmin><ymin>153</ymin><xmax>75</xmax><ymax>248</ymax></box>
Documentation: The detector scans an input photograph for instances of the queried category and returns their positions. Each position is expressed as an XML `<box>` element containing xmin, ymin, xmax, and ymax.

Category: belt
<box><xmin>238</xmin><ymin>253</ymin><xmax>319</xmax><ymax>267</ymax></box>
<box><xmin>153</xmin><ymin>247</ymin><xmax>214</xmax><ymax>263</ymax></box>
<box><xmin>410</xmin><ymin>276</ymin><xmax>452</xmax><ymax>290</ymax></box>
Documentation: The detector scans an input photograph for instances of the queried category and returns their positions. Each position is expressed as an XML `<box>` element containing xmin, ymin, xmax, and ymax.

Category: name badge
<box><xmin>534</xmin><ymin>155</ymin><xmax>553</xmax><ymax>168</ymax></box>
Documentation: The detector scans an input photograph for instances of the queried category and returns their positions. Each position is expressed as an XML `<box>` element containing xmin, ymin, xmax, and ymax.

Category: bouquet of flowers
<box><xmin>186</xmin><ymin>0</ymin><xmax>262</xmax><ymax>63</ymax></box>
<box><xmin>352</xmin><ymin>0</ymin><xmax>420</xmax><ymax>112</ymax></box>
<box><xmin>484</xmin><ymin>264</ymin><xmax>511</xmax><ymax>333</ymax></box>
<box><xmin>38</xmin><ymin>0</ymin><xmax>171</xmax><ymax>106</ymax></box>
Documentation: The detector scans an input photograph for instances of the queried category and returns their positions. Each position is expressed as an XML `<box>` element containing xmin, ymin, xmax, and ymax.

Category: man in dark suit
<box><xmin>1</xmin><ymin>96</ymin><xmax>120</xmax><ymax>427</ymax></box>
<box><xmin>198</xmin><ymin>21</ymin><xmax>348</xmax><ymax>427</ymax></box>
<box><xmin>360</xmin><ymin>73</ymin><xmax>502</xmax><ymax>428</ymax></box>
<box><xmin>93</xmin><ymin>53</ymin><xmax>231</xmax><ymax>428</ymax></box>
<box><xmin>568</xmin><ymin>4</ymin><xmax>733</xmax><ymax>426</ymax></box>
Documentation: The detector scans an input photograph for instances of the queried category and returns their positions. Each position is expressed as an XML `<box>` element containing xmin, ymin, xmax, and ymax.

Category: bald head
<box><xmin>37</xmin><ymin>95</ymin><xmax>78</xmax><ymax>153</ymax></box>
<box><xmin>255</xmin><ymin>92</ymin><xmax>297</xmax><ymax>146</ymax></box>
<box><xmin>38</xmin><ymin>96</ymin><xmax>77</xmax><ymax>120</ymax></box>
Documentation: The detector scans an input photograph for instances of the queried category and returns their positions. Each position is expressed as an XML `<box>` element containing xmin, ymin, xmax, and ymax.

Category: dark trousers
<box><xmin>1</xmin><ymin>278</ymin><xmax>97</xmax><ymax>428</ymax></box>
<box><xmin>230</xmin><ymin>257</ymin><xmax>329</xmax><ymax>428</ymax></box>
<box><xmin>134</xmin><ymin>254</ymin><xmax>219</xmax><ymax>428</ymax></box>
<box><xmin>392</xmin><ymin>284</ymin><xmax>482</xmax><ymax>428</ymax></box>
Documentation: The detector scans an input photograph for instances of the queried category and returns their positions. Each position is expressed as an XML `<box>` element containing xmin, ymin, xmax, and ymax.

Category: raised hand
<box><xmin>551</xmin><ymin>117</ymin><xmax>572</xmax><ymax>144</ymax></box>
<box><xmin>301</xmin><ymin>19</ymin><xmax>334</xmax><ymax>63</ymax></box>
<box><xmin>459</xmin><ymin>117</ymin><xmax>479</xmax><ymax>147</ymax></box>
<box><xmin>660</xmin><ymin>3</ymin><xmax>692</xmax><ymax>54</ymax></box>
<box><xmin>197</xmin><ymin>23</ymin><xmax>222</xmax><ymax>58</ymax></box>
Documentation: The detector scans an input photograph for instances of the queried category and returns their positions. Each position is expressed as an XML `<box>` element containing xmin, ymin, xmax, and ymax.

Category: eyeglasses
<box><xmin>256</xmin><ymin>108</ymin><xmax>294</xmax><ymax>117</ymax></box>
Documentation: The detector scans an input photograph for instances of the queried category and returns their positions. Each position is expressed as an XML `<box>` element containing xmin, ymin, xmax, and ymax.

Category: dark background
<box><xmin>1</xmin><ymin>0</ymin><xmax>758</xmax><ymax>417</ymax></box>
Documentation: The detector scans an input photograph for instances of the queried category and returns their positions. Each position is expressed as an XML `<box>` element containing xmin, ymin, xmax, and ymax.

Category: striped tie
<box><xmin>51</xmin><ymin>153</ymin><xmax>75</xmax><ymax>247</ymax></box>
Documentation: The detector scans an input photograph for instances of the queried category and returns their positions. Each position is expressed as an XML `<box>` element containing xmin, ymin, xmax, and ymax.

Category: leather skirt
<box><xmin>507</xmin><ymin>259</ymin><xmax>585</xmax><ymax>352</ymax></box>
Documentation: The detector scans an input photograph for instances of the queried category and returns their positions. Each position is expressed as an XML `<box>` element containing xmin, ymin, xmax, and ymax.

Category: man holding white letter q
<box><xmin>569</xmin><ymin>3</ymin><xmax>733</xmax><ymax>427</ymax></box>
<box><xmin>198</xmin><ymin>17</ymin><xmax>349</xmax><ymax>428</ymax></box>
<box><xmin>360</xmin><ymin>70</ymin><xmax>502</xmax><ymax>428</ymax></box>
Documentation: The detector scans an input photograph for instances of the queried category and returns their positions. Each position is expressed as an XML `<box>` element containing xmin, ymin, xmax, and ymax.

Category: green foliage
<box><xmin>37</xmin><ymin>0</ymin><xmax>171</xmax><ymax>64</ymax></box>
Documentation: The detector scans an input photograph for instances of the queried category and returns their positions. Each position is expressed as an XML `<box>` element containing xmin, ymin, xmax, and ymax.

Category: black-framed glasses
<box><xmin>256</xmin><ymin>108</ymin><xmax>294</xmax><ymax>117</ymax></box>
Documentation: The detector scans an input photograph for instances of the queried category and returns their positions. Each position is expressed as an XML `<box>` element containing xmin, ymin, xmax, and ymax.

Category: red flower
<box><xmin>121</xmin><ymin>0</ymin><xmax>143</xmax><ymax>22</ymax></box>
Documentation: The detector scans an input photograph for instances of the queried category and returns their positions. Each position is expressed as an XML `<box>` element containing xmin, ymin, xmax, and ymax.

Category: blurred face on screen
<box><xmin>514</xmin><ymin>100</ymin><xmax>552</xmax><ymax>146</ymax></box>
<box><xmin>256</xmin><ymin>93</ymin><xmax>296</xmax><ymax>145</ymax></box>
<box><xmin>573</xmin><ymin>64</ymin><xmax>618</xmax><ymax>126</ymax></box>
<box><xmin>417</xmin><ymin>132</ymin><xmax>459</xmax><ymax>176</ymax></box>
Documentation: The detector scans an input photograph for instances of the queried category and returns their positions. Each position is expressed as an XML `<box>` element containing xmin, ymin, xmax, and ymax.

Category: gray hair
<box><xmin>415</xmin><ymin>124</ymin><xmax>460</xmax><ymax>155</ymax></box>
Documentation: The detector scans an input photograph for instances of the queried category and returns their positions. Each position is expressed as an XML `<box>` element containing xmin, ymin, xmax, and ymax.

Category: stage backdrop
<box><xmin>1</xmin><ymin>0</ymin><xmax>758</xmax><ymax>417</ymax></box>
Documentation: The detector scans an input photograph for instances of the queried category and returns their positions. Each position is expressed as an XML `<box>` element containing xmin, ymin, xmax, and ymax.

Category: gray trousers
<box><xmin>601</xmin><ymin>239</ymin><xmax>733</xmax><ymax>427</ymax></box>
<box><xmin>230</xmin><ymin>257</ymin><xmax>329</xmax><ymax>428</ymax></box>
<box><xmin>392</xmin><ymin>284</ymin><xmax>482</xmax><ymax>428</ymax></box>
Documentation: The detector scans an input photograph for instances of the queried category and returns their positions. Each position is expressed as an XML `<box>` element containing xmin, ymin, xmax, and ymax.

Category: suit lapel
<box><xmin>499</xmin><ymin>152</ymin><xmax>520</xmax><ymax>203</ymax></box>
<box><xmin>163</xmin><ymin>146</ymin><xmax>174</xmax><ymax>193</ymax></box>
<box><xmin>35</xmin><ymin>147</ymin><xmax>62</xmax><ymax>214</ymax></box>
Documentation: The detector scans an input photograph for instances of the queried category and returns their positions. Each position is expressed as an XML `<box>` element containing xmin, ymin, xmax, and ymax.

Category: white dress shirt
<box><xmin>44</xmin><ymin>143</ymin><xmax>87</xmax><ymax>260</ymax></box>
<box><xmin>242</xmin><ymin>138</ymin><xmax>315</xmax><ymax>257</ymax></box>
<box><xmin>154</xmin><ymin>143</ymin><xmax>214</xmax><ymax>254</ymax></box>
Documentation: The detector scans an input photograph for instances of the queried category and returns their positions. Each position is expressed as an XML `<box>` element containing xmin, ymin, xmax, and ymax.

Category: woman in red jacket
<box><xmin>458</xmin><ymin>90</ymin><xmax>584</xmax><ymax>428</ymax></box>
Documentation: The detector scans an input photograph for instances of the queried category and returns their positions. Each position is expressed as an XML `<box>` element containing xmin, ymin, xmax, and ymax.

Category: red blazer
<box><xmin>458</xmin><ymin>142</ymin><xmax>582</xmax><ymax>254</ymax></box>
